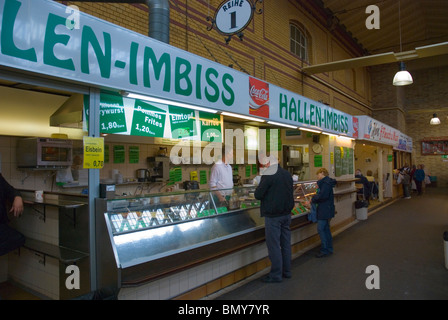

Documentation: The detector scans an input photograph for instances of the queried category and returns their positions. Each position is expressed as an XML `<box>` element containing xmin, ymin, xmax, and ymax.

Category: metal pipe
<box><xmin>146</xmin><ymin>0</ymin><xmax>170</xmax><ymax>43</ymax></box>
<box><xmin>63</xmin><ymin>0</ymin><xmax>170</xmax><ymax>43</ymax></box>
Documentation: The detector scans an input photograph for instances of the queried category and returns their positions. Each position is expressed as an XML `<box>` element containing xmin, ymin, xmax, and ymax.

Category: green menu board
<box><xmin>99</xmin><ymin>92</ymin><xmax>127</xmax><ymax>134</ymax></box>
<box><xmin>334</xmin><ymin>147</ymin><xmax>342</xmax><ymax>177</ymax></box>
<box><xmin>113</xmin><ymin>145</ymin><xmax>125</xmax><ymax>164</ymax></box>
<box><xmin>334</xmin><ymin>146</ymin><xmax>354</xmax><ymax>176</ymax></box>
<box><xmin>314</xmin><ymin>155</ymin><xmax>323</xmax><ymax>167</ymax></box>
<box><xmin>199</xmin><ymin>170</ymin><xmax>207</xmax><ymax>185</ymax></box>
<box><xmin>169</xmin><ymin>105</ymin><xmax>196</xmax><ymax>139</ymax></box>
<box><xmin>131</xmin><ymin>100</ymin><xmax>166</xmax><ymax>137</ymax></box>
<box><xmin>199</xmin><ymin>111</ymin><xmax>222</xmax><ymax>142</ymax></box>
<box><xmin>128</xmin><ymin>146</ymin><xmax>139</xmax><ymax>164</ymax></box>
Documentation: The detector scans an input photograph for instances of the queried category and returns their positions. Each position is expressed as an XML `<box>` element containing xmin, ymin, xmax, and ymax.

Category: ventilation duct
<box><xmin>50</xmin><ymin>94</ymin><xmax>84</xmax><ymax>128</ymax></box>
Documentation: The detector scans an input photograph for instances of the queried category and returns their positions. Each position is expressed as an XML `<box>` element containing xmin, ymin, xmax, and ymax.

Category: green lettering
<box><xmin>298</xmin><ymin>99</ymin><xmax>304</xmax><ymax>123</ymax></box>
<box><xmin>288</xmin><ymin>98</ymin><xmax>297</xmax><ymax>121</ymax></box>
<box><xmin>143</xmin><ymin>47</ymin><xmax>170</xmax><ymax>91</ymax></box>
<box><xmin>175</xmin><ymin>57</ymin><xmax>192</xmax><ymax>96</ymax></box>
<box><xmin>205</xmin><ymin>68</ymin><xmax>219</xmax><ymax>103</ymax></box>
<box><xmin>279</xmin><ymin>94</ymin><xmax>288</xmax><ymax>119</ymax></box>
<box><xmin>129</xmin><ymin>42</ymin><xmax>139</xmax><ymax>85</ymax></box>
<box><xmin>1</xmin><ymin>0</ymin><xmax>37</xmax><ymax>61</ymax></box>
<box><xmin>304</xmin><ymin>102</ymin><xmax>309</xmax><ymax>124</ymax></box>
<box><xmin>196</xmin><ymin>64</ymin><xmax>202</xmax><ymax>99</ymax></box>
<box><xmin>310</xmin><ymin>104</ymin><xmax>315</xmax><ymax>125</ymax></box>
<box><xmin>81</xmin><ymin>26</ymin><xmax>111</xmax><ymax>78</ymax></box>
<box><xmin>315</xmin><ymin>106</ymin><xmax>321</xmax><ymax>127</ymax></box>
<box><xmin>44</xmin><ymin>14</ymin><xmax>74</xmax><ymax>71</ymax></box>
<box><xmin>222</xmin><ymin>73</ymin><xmax>234</xmax><ymax>106</ymax></box>
<box><xmin>327</xmin><ymin>110</ymin><xmax>333</xmax><ymax>129</ymax></box>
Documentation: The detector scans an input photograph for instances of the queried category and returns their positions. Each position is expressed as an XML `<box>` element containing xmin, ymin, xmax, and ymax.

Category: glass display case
<box><xmin>104</xmin><ymin>186</ymin><xmax>261</xmax><ymax>235</ymax></box>
<box><xmin>292</xmin><ymin>180</ymin><xmax>318</xmax><ymax>215</ymax></box>
<box><xmin>96</xmin><ymin>182</ymin><xmax>317</xmax><ymax>288</ymax></box>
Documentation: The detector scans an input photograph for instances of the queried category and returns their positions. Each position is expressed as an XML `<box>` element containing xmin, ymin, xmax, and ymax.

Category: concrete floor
<box><xmin>215</xmin><ymin>187</ymin><xmax>448</xmax><ymax>300</ymax></box>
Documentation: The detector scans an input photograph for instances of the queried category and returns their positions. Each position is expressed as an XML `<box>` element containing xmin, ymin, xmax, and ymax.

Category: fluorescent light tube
<box><xmin>126</xmin><ymin>93</ymin><xmax>218</xmax><ymax>113</ymax></box>
<box><xmin>299</xmin><ymin>127</ymin><xmax>321</xmax><ymax>134</ymax></box>
<box><xmin>267</xmin><ymin>121</ymin><xmax>297</xmax><ymax>129</ymax></box>
<box><xmin>221</xmin><ymin>112</ymin><xmax>265</xmax><ymax>122</ymax></box>
<box><xmin>338</xmin><ymin>135</ymin><xmax>355</xmax><ymax>140</ymax></box>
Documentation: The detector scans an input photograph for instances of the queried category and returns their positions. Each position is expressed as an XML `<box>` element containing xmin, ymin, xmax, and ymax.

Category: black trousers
<box><xmin>0</xmin><ymin>224</ymin><xmax>25</xmax><ymax>256</ymax></box>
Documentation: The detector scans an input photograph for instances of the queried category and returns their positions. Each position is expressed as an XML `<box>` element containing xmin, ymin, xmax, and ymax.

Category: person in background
<box><xmin>209</xmin><ymin>146</ymin><xmax>234</xmax><ymax>204</ymax></box>
<box><xmin>0</xmin><ymin>173</ymin><xmax>25</xmax><ymax>256</ymax></box>
<box><xmin>413</xmin><ymin>164</ymin><xmax>425</xmax><ymax>196</ymax></box>
<box><xmin>366</xmin><ymin>170</ymin><xmax>378</xmax><ymax>200</ymax></box>
<box><xmin>355</xmin><ymin>169</ymin><xmax>371</xmax><ymax>202</ymax></box>
<box><xmin>254</xmin><ymin>154</ymin><xmax>294</xmax><ymax>283</ymax></box>
<box><xmin>365</xmin><ymin>170</ymin><xmax>375</xmax><ymax>182</ymax></box>
<box><xmin>398</xmin><ymin>168</ymin><xmax>411</xmax><ymax>199</ymax></box>
<box><xmin>311</xmin><ymin>168</ymin><xmax>337</xmax><ymax>258</ymax></box>
<box><xmin>421</xmin><ymin>164</ymin><xmax>431</xmax><ymax>192</ymax></box>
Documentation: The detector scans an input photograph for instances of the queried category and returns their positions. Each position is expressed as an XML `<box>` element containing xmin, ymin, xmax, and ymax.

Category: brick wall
<box><xmin>371</xmin><ymin>62</ymin><xmax>448</xmax><ymax>186</ymax></box>
<box><xmin>64</xmin><ymin>0</ymin><xmax>371</xmax><ymax>115</ymax></box>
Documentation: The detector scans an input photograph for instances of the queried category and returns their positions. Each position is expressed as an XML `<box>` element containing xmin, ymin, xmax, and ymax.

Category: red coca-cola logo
<box><xmin>249</xmin><ymin>77</ymin><xmax>269</xmax><ymax>106</ymax></box>
<box><xmin>249</xmin><ymin>77</ymin><xmax>269</xmax><ymax>118</ymax></box>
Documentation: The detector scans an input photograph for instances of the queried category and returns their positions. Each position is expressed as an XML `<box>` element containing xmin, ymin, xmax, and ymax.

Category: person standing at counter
<box><xmin>413</xmin><ymin>164</ymin><xmax>425</xmax><ymax>196</ymax></box>
<box><xmin>0</xmin><ymin>173</ymin><xmax>25</xmax><ymax>256</ymax></box>
<box><xmin>254</xmin><ymin>154</ymin><xmax>294</xmax><ymax>283</ymax></box>
<box><xmin>209</xmin><ymin>147</ymin><xmax>234</xmax><ymax>204</ymax></box>
<box><xmin>311</xmin><ymin>168</ymin><xmax>336</xmax><ymax>258</ymax></box>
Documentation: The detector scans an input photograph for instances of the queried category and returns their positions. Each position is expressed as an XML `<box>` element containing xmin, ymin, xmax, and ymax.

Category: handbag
<box><xmin>425</xmin><ymin>175</ymin><xmax>431</xmax><ymax>185</ymax></box>
<box><xmin>308</xmin><ymin>202</ymin><xmax>317</xmax><ymax>223</ymax></box>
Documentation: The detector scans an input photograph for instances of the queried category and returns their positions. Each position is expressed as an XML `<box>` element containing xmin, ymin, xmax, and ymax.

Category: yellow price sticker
<box><xmin>83</xmin><ymin>136</ymin><xmax>104</xmax><ymax>169</ymax></box>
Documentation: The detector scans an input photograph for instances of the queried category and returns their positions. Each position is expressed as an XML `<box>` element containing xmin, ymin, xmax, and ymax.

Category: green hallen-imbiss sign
<box><xmin>0</xmin><ymin>0</ymin><xmax>355</xmax><ymax>137</ymax></box>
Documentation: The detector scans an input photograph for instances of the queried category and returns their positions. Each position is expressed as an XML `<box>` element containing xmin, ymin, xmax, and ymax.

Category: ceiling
<box><xmin>300</xmin><ymin>0</ymin><xmax>448</xmax><ymax>74</ymax></box>
<box><xmin>320</xmin><ymin>0</ymin><xmax>448</xmax><ymax>55</ymax></box>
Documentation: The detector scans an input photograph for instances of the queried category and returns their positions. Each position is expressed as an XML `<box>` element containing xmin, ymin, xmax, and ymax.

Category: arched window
<box><xmin>290</xmin><ymin>23</ymin><xmax>309</xmax><ymax>62</ymax></box>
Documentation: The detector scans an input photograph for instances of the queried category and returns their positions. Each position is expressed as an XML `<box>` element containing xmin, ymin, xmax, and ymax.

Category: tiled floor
<box><xmin>0</xmin><ymin>281</ymin><xmax>41</xmax><ymax>300</ymax></box>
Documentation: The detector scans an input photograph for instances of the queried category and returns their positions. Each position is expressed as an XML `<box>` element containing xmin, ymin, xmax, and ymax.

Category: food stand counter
<box><xmin>95</xmin><ymin>182</ymin><xmax>318</xmax><ymax>290</ymax></box>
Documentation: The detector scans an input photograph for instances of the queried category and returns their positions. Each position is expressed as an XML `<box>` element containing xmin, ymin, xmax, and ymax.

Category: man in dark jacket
<box><xmin>255</xmin><ymin>155</ymin><xmax>294</xmax><ymax>283</ymax></box>
<box><xmin>311</xmin><ymin>168</ymin><xmax>336</xmax><ymax>258</ymax></box>
<box><xmin>0</xmin><ymin>173</ymin><xmax>25</xmax><ymax>256</ymax></box>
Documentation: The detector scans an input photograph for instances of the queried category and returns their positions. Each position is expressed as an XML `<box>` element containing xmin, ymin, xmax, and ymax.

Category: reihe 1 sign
<box><xmin>214</xmin><ymin>0</ymin><xmax>254</xmax><ymax>36</ymax></box>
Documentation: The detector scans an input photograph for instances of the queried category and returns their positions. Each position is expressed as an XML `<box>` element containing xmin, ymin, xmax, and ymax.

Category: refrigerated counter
<box><xmin>96</xmin><ymin>181</ymin><xmax>317</xmax><ymax>289</ymax></box>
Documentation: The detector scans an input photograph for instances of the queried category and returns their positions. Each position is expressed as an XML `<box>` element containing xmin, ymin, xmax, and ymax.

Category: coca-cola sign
<box><xmin>249</xmin><ymin>77</ymin><xmax>269</xmax><ymax>118</ymax></box>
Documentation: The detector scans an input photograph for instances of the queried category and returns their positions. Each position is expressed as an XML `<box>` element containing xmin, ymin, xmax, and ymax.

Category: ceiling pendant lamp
<box><xmin>430</xmin><ymin>114</ymin><xmax>441</xmax><ymax>125</ymax></box>
<box><xmin>393</xmin><ymin>1</ymin><xmax>413</xmax><ymax>86</ymax></box>
<box><xmin>393</xmin><ymin>62</ymin><xmax>413</xmax><ymax>86</ymax></box>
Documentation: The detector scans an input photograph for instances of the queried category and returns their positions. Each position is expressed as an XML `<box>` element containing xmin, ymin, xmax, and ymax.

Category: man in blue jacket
<box><xmin>255</xmin><ymin>155</ymin><xmax>294</xmax><ymax>283</ymax></box>
<box><xmin>311</xmin><ymin>168</ymin><xmax>337</xmax><ymax>258</ymax></box>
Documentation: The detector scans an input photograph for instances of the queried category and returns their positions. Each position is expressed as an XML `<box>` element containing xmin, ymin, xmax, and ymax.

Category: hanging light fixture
<box><xmin>430</xmin><ymin>113</ymin><xmax>441</xmax><ymax>125</ymax></box>
<box><xmin>393</xmin><ymin>61</ymin><xmax>413</xmax><ymax>86</ymax></box>
<box><xmin>393</xmin><ymin>1</ymin><xmax>413</xmax><ymax>86</ymax></box>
